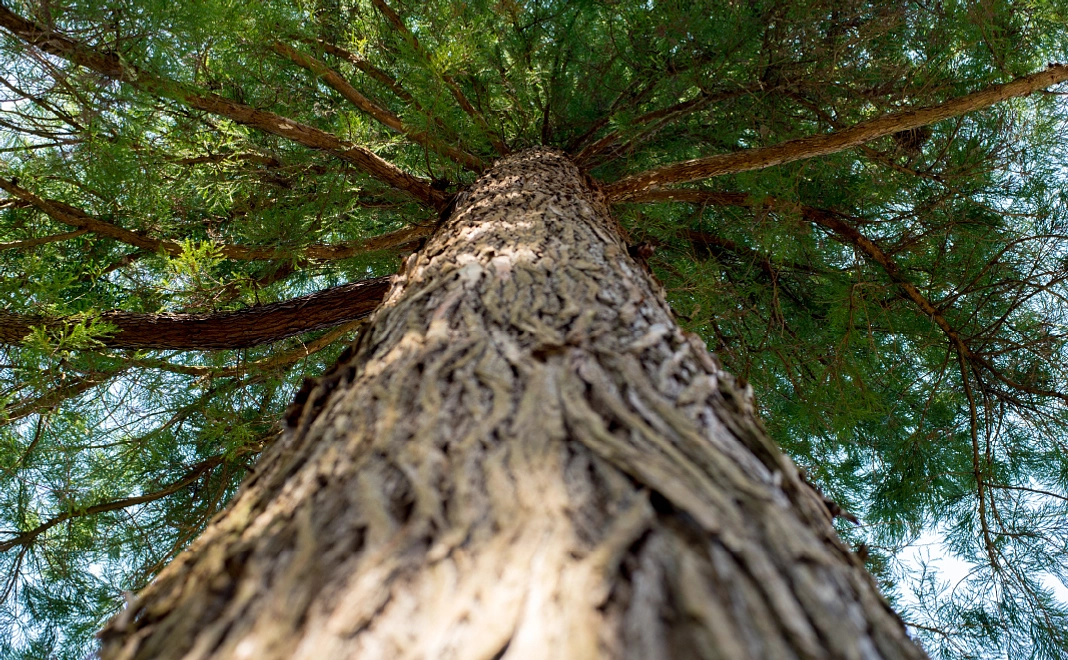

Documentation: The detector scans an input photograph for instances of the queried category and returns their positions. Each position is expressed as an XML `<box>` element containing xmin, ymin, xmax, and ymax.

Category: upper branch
<box><xmin>0</xmin><ymin>5</ymin><xmax>446</xmax><ymax>208</ymax></box>
<box><xmin>271</xmin><ymin>42</ymin><xmax>485</xmax><ymax>173</ymax></box>
<box><xmin>604</xmin><ymin>65</ymin><xmax>1068</xmax><ymax>200</ymax></box>
<box><xmin>0</xmin><ymin>455</ymin><xmax>224</xmax><ymax>553</ymax></box>
<box><xmin>0</xmin><ymin>178</ymin><xmax>435</xmax><ymax>261</ymax></box>
<box><xmin>370</xmin><ymin>0</ymin><xmax>509</xmax><ymax>155</ymax></box>
<box><xmin>305</xmin><ymin>39</ymin><xmax>420</xmax><ymax>105</ymax></box>
<box><xmin>0</xmin><ymin>278</ymin><xmax>390</xmax><ymax>350</ymax></box>
<box><xmin>627</xmin><ymin>189</ymin><xmax>1068</xmax><ymax>404</ymax></box>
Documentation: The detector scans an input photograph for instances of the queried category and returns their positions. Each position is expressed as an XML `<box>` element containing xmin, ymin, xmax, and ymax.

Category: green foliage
<box><xmin>0</xmin><ymin>0</ymin><xmax>1067</xmax><ymax>657</ymax></box>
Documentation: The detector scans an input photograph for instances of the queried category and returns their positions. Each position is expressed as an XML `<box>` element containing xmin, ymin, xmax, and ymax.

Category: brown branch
<box><xmin>604</xmin><ymin>64</ymin><xmax>1068</xmax><ymax>199</ymax></box>
<box><xmin>370</xmin><ymin>0</ymin><xmax>509</xmax><ymax>155</ymax></box>
<box><xmin>628</xmin><ymin>188</ymin><xmax>1068</xmax><ymax>405</ymax></box>
<box><xmin>308</xmin><ymin>39</ymin><xmax>419</xmax><ymax>105</ymax></box>
<box><xmin>2</xmin><ymin>367</ymin><xmax>127</xmax><ymax>424</ymax></box>
<box><xmin>0</xmin><ymin>178</ymin><xmax>434</xmax><ymax>261</ymax></box>
<box><xmin>575</xmin><ymin>90</ymin><xmax>734</xmax><ymax>166</ymax></box>
<box><xmin>271</xmin><ymin>42</ymin><xmax>484</xmax><ymax>173</ymax></box>
<box><xmin>0</xmin><ymin>6</ymin><xmax>446</xmax><ymax>209</ymax></box>
<box><xmin>958</xmin><ymin>350</ymin><xmax>1000</xmax><ymax>572</ymax></box>
<box><xmin>0</xmin><ymin>277</ymin><xmax>390</xmax><ymax>350</ymax></box>
<box><xmin>130</xmin><ymin>317</ymin><xmax>364</xmax><ymax>378</ymax></box>
<box><xmin>169</xmin><ymin>152</ymin><xmax>280</xmax><ymax>167</ymax></box>
<box><xmin>304</xmin><ymin>38</ymin><xmax>468</xmax><ymax>149</ymax></box>
<box><xmin>564</xmin><ymin>78</ymin><xmax>656</xmax><ymax>155</ymax></box>
<box><xmin>0</xmin><ymin>456</ymin><xmax>224</xmax><ymax>553</ymax></box>
<box><xmin>0</xmin><ymin>228</ymin><xmax>88</xmax><ymax>250</ymax></box>
<box><xmin>684</xmin><ymin>229</ymin><xmax>827</xmax><ymax>276</ymax></box>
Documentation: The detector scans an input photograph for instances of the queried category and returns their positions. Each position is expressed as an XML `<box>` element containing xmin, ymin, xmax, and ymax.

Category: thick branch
<box><xmin>0</xmin><ymin>6</ymin><xmax>446</xmax><ymax>208</ymax></box>
<box><xmin>0</xmin><ymin>456</ymin><xmax>224</xmax><ymax>553</ymax></box>
<box><xmin>271</xmin><ymin>42</ymin><xmax>484</xmax><ymax>172</ymax></box>
<box><xmin>0</xmin><ymin>178</ymin><xmax>434</xmax><ymax>261</ymax></box>
<box><xmin>0</xmin><ymin>277</ymin><xmax>390</xmax><ymax>350</ymax></box>
<box><xmin>605</xmin><ymin>65</ymin><xmax>1068</xmax><ymax>199</ymax></box>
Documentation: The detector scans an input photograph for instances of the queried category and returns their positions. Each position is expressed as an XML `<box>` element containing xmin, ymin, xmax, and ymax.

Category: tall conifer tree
<box><xmin>0</xmin><ymin>1</ymin><xmax>1066</xmax><ymax>657</ymax></box>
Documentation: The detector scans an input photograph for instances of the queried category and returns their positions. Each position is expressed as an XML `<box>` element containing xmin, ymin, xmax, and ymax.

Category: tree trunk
<box><xmin>98</xmin><ymin>148</ymin><xmax>926</xmax><ymax>660</ymax></box>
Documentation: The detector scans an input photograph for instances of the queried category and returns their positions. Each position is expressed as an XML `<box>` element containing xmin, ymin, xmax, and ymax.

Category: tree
<box><xmin>0</xmin><ymin>1</ymin><xmax>1066</xmax><ymax>657</ymax></box>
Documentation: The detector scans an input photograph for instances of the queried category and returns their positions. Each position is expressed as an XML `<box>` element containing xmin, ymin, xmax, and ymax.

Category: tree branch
<box><xmin>271</xmin><ymin>41</ymin><xmax>484</xmax><ymax>172</ymax></box>
<box><xmin>0</xmin><ymin>228</ymin><xmax>88</xmax><ymax>250</ymax></box>
<box><xmin>305</xmin><ymin>39</ymin><xmax>420</xmax><ymax>105</ymax></box>
<box><xmin>0</xmin><ymin>5</ymin><xmax>446</xmax><ymax>208</ymax></box>
<box><xmin>0</xmin><ymin>456</ymin><xmax>224</xmax><ymax>553</ymax></box>
<box><xmin>0</xmin><ymin>277</ymin><xmax>390</xmax><ymax>350</ymax></box>
<box><xmin>627</xmin><ymin>188</ymin><xmax>1068</xmax><ymax>404</ymax></box>
<box><xmin>302</xmin><ymin>38</ymin><xmax>469</xmax><ymax>148</ymax></box>
<box><xmin>604</xmin><ymin>64</ymin><xmax>1068</xmax><ymax>199</ymax></box>
<box><xmin>129</xmin><ymin>318</ymin><xmax>364</xmax><ymax>378</ymax></box>
<box><xmin>370</xmin><ymin>0</ymin><xmax>509</xmax><ymax>155</ymax></box>
<box><xmin>0</xmin><ymin>178</ymin><xmax>434</xmax><ymax>261</ymax></box>
<box><xmin>575</xmin><ymin>89</ymin><xmax>742</xmax><ymax>166</ymax></box>
<box><xmin>2</xmin><ymin>367</ymin><xmax>127</xmax><ymax>424</ymax></box>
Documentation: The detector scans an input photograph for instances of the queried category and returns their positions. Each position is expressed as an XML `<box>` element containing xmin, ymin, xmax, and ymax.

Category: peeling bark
<box><xmin>98</xmin><ymin>149</ymin><xmax>926</xmax><ymax>659</ymax></box>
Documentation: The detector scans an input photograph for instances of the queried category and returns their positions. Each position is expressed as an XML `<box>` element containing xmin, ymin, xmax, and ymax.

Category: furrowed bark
<box><xmin>99</xmin><ymin>149</ymin><xmax>925</xmax><ymax>660</ymax></box>
<box><xmin>0</xmin><ymin>6</ymin><xmax>446</xmax><ymax>209</ymax></box>
<box><xmin>0</xmin><ymin>278</ymin><xmax>389</xmax><ymax>350</ymax></box>
<box><xmin>604</xmin><ymin>64</ymin><xmax>1068</xmax><ymax>199</ymax></box>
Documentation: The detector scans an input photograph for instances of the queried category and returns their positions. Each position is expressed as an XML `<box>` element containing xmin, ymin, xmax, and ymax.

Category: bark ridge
<box><xmin>99</xmin><ymin>149</ymin><xmax>926</xmax><ymax>660</ymax></box>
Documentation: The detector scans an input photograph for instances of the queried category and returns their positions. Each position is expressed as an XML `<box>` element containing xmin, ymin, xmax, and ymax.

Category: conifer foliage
<box><xmin>0</xmin><ymin>0</ymin><xmax>1067</xmax><ymax>657</ymax></box>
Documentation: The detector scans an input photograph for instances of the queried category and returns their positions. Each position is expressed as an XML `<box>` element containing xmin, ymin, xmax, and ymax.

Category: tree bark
<box><xmin>98</xmin><ymin>149</ymin><xmax>926</xmax><ymax>659</ymax></box>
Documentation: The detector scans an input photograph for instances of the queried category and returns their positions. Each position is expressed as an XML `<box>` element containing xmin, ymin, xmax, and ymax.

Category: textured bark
<box><xmin>98</xmin><ymin>149</ymin><xmax>926</xmax><ymax>659</ymax></box>
<box><xmin>0</xmin><ymin>278</ymin><xmax>389</xmax><ymax>350</ymax></box>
